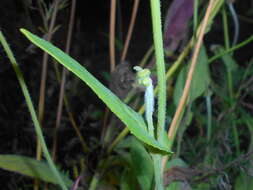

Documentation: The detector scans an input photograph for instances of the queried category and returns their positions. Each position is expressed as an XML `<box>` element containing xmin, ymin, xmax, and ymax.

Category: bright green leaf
<box><xmin>20</xmin><ymin>28</ymin><xmax>172</xmax><ymax>154</ymax></box>
<box><xmin>189</xmin><ymin>46</ymin><xmax>210</xmax><ymax>102</ymax></box>
<box><xmin>173</xmin><ymin>46</ymin><xmax>210</xmax><ymax>105</ymax></box>
<box><xmin>173</xmin><ymin>67</ymin><xmax>187</xmax><ymax>106</ymax></box>
<box><xmin>130</xmin><ymin>138</ymin><xmax>154</xmax><ymax>190</ymax></box>
<box><xmin>0</xmin><ymin>154</ymin><xmax>73</xmax><ymax>187</ymax></box>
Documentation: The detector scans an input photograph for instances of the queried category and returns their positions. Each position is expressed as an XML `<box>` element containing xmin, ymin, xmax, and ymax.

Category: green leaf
<box><xmin>235</xmin><ymin>173</ymin><xmax>253</xmax><ymax>190</ymax></box>
<box><xmin>165</xmin><ymin>157</ymin><xmax>188</xmax><ymax>169</ymax></box>
<box><xmin>120</xmin><ymin>169</ymin><xmax>138</xmax><ymax>190</ymax></box>
<box><xmin>212</xmin><ymin>45</ymin><xmax>238</xmax><ymax>72</ymax></box>
<box><xmin>20</xmin><ymin>29</ymin><xmax>171</xmax><ymax>154</ymax></box>
<box><xmin>173</xmin><ymin>66</ymin><xmax>187</xmax><ymax>106</ymax></box>
<box><xmin>189</xmin><ymin>46</ymin><xmax>210</xmax><ymax>102</ymax></box>
<box><xmin>0</xmin><ymin>154</ymin><xmax>73</xmax><ymax>187</ymax></box>
<box><xmin>173</xmin><ymin>46</ymin><xmax>210</xmax><ymax>105</ymax></box>
<box><xmin>130</xmin><ymin>138</ymin><xmax>154</xmax><ymax>190</ymax></box>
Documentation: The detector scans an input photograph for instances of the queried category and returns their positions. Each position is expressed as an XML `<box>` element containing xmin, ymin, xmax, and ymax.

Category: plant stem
<box><xmin>222</xmin><ymin>5</ymin><xmax>230</xmax><ymax>49</ymax></box>
<box><xmin>52</xmin><ymin>0</ymin><xmax>76</xmax><ymax>160</ymax></box>
<box><xmin>0</xmin><ymin>31</ymin><xmax>68</xmax><ymax>190</ymax></box>
<box><xmin>109</xmin><ymin>0</ymin><xmax>116</xmax><ymax>72</ymax></box>
<box><xmin>121</xmin><ymin>0</ymin><xmax>139</xmax><ymax>61</ymax></box>
<box><xmin>152</xmin><ymin>154</ymin><xmax>163</xmax><ymax>190</ymax></box>
<box><xmin>222</xmin><ymin>5</ymin><xmax>240</xmax><ymax>155</ymax></box>
<box><xmin>36</xmin><ymin>0</ymin><xmax>59</xmax><ymax>165</ymax></box>
<box><xmin>194</xmin><ymin>0</ymin><xmax>199</xmax><ymax>33</ymax></box>
<box><xmin>150</xmin><ymin>0</ymin><xmax>166</xmax><ymax>143</ymax></box>
<box><xmin>206</xmin><ymin>90</ymin><xmax>212</xmax><ymax>142</ymax></box>
<box><xmin>168</xmin><ymin>0</ymin><xmax>215</xmax><ymax>144</ymax></box>
<box><xmin>208</xmin><ymin>34</ymin><xmax>253</xmax><ymax>63</ymax></box>
<box><xmin>149</xmin><ymin>0</ymin><xmax>166</xmax><ymax>189</ymax></box>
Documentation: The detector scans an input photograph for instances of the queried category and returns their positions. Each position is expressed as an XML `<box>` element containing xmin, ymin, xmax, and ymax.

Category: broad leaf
<box><xmin>0</xmin><ymin>154</ymin><xmax>73</xmax><ymax>187</ymax></box>
<box><xmin>20</xmin><ymin>29</ymin><xmax>171</xmax><ymax>153</ymax></box>
<box><xmin>189</xmin><ymin>46</ymin><xmax>210</xmax><ymax>102</ymax></box>
<box><xmin>173</xmin><ymin>66</ymin><xmax>187</xmax><ymax>106</ymax></box>
<box><xmin>130</xmin><ymin>138</ymin><xmax>154</xmax><ymax>190</ymax></box>
<box><xmin>173</xmin><ymin>46</ymin><xmax>210</xmax><ymax>105</ymax></box>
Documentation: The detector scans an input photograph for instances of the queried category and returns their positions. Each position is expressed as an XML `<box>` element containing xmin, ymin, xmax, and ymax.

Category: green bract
<box><xmin>134</xmin><ymin>66</ymin><xmax>152</xmax><ymax>87</ymax></box>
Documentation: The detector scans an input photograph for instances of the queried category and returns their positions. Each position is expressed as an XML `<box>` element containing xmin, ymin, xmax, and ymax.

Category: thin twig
<box><xmin>163</xmin><ymin>0</ymin><xmax>216</xmax><ymax>173</ymax></box>
<box><xmin>52</xmin><ymin>0</ymin><xmax>76</xmax><ymax>160</ymax></box>
<box><xmin>109</xmin><ymin>0</ymin><xmax>116</xmax><ymax>72</ymax></box>
<box><xmin>35</xmin><ymin>1</ymin><xmax>59</xmax><ymax>189</ymax></box>
<box><xmin>168</xmin><ymin>0</ymin><xmax>215</xmax><ymax>142</ymax></box>
<box><xmin>121</xmin><ymin>0</ymin><xmax>139</xmax><ymax>61</ymax></box>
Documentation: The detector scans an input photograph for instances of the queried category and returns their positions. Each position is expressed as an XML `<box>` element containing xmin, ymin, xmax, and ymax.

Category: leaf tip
<box><xmin>20</xmin><ymin>28</ymin><xmax>30</xmax><ymax>37</ymax></box>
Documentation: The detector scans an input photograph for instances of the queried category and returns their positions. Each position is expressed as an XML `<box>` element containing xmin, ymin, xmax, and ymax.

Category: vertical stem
<box><xmin>222</xmin><ymin>4</ymin><xmax>240</xmax><ymax>155</ymax></box>
<box><xmin>193</xmin><ymin>0</ymin><xmax>199</xmax><ymax>33</ymax></box>
<box><xmin>152</xmin><ymin>154</ymin><xmax>164</xmax><ymax>190</ymax></box>
<box><xmin>0</xmin><ymin>31</ymin><xmax>68</xmax><ymax>190</ymax></box>
<box><xmin>206</xmin><ymin>91</ymin><xmax>212</xmax><ymax>142</ymax></box>
<box><xmin>121</xmin><ymin>0</ymin><xmax>140</xmax><ymax>61</ymax></box>
<box><xmin>222</xmin><ymin>5</ymin><xmax>230</xmax><ymax>49</ymax></box>
<box><xmin>35</xmin><ymin>1</ymin><xmax>60</xmax><ymax>189</ymax></box>
<box><xmin>168</xmin><ymin>0</ymin><xmax>215</xmax><ymax>142</ymax></box>
<box><xmin>52</xmin><ymin>0</ymin><xmax>76</xmax><ymax>160</ymax></box>
<box><xmin>149</xmin><ymin>1</ymin><xmax>166</xmax><ymax>189</ymax></box>
<box><xmin>109</xmin><ymin>0</ymin><xmax>116</xmax><ymax>72</ymax></box>
<box><xmin>149</xmin><ymin>0</ymin><xmax>166</xmax><ymax>142</ymax></box>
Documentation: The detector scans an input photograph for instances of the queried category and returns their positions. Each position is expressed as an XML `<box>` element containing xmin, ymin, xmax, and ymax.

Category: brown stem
<box><xmin>162</xmin><ymin>0</ymin><xmax>216</xmax><ymax>173</ymax></box>
<box><xmin>121</xmin><ymin>0</ymin><xmax>140</xmax><ymax>61</ymax></box>
<box><xmin>52</xmin><ymin>0</ymin><xmax>76</xmax><ymax>161</ymax></box>
<box><xmin>109</xmin><ymin>0</ymin><xmax>116</xmax><ymax>72</ymax></box>
<box><xmin>35</xmin><ymin>2</ymin><xmax>60</xmax><ymax>190</ymax></box>
<box><xmin>168</xmin><ymin>0</ymin><xmax>215</xmax><ymax>142</ymax></box>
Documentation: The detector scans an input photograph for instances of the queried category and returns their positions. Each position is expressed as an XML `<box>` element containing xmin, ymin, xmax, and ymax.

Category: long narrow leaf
<box><xmin>0</xmin><ymin>154</ymin><xmax>73</xmax><ymax>187</ymax></box>
<box><xmin>20</xmin><ymin>29</ymin><xmax>171</xmax><ymax>153</ymax></box>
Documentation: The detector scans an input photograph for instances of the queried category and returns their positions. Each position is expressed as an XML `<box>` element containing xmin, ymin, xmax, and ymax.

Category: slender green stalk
<box><xmin>0</xmin><ymin>31</ymin><xmax>68</xmax><ymax>190</ymax></box>
<box><xmin>222</xmin><ymin>5</ymin><xmax>234</xmax><ymax>99</ymax></box>
<box><xmin>209</xmin><ymin>0</ymin><xmax>225</xmax><ymax>24</ymax></box>
<box><xmin>222</xmin><ymin>7</ymin><xmax>240</xmax><ymax>155</ymax></box>
<box><xmin>208</xmin><ymin>34</ymin><xmax>253</xmax><ymax>63</ymax></box>
<box><xmin>152</xmin><ymin>154</ymin><xmax>163</xmax><ymax>190</ymax></box>
<box><xmin>150</xmin><ymin>0</ymin><xmax>166</xmax><ymax>142</ymax></box>
<box><xmin>194</xmin><ymin>0</ymin><xmax>199</xmax><ymax>33</ymax></box>
<box><xmin>206</xmin><ymin>90</ymin><xmax>212</xmax><ymax>142</ymax></box>
<box><xmin>222</xmin><ymin>5</ymin><xmax>230</xmax><ymax>49</ymax></box>
<box><xmin>149</xmin><ymin>0</ymin><xmax>166</xmax><ymax>189</ymax></box>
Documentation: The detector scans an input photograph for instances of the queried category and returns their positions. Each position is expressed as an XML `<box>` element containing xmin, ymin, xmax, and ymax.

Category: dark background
<box><xmin>0</xmin><ymin>0</ymin><xmax>252</xmax><ymax>189</ymax></box>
